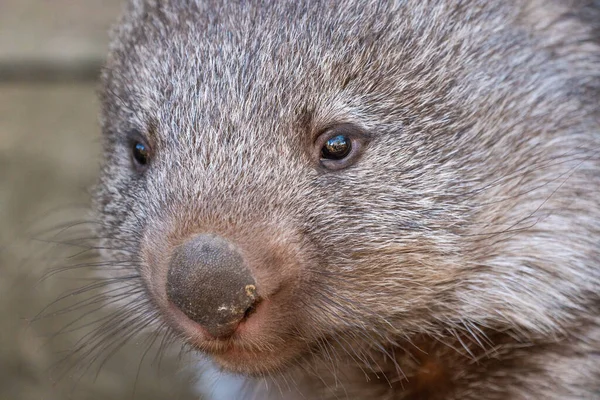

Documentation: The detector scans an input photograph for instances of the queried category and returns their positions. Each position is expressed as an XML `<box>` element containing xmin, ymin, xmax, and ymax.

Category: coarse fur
<box><xmin>94</xmin><ymin>0</ymin><xmax>600</xmax><ymax>399</ymax></box>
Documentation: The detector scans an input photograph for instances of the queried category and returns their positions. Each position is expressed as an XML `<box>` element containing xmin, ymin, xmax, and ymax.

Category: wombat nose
<box><xmin>166</xmin><ymin>234</ymin><xmax>258</xmax><ymax>338</ymax></box>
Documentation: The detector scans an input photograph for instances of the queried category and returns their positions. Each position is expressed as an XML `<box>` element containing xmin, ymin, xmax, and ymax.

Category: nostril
<box><xmin>166</xmin><ymin>234</ymin><xmax>258</xmax><ymax>339</ymax></box>
<box><xmin>242</xmin><ymin>298</ymin><xmax>261</xmax><ymax>321</ymax></box>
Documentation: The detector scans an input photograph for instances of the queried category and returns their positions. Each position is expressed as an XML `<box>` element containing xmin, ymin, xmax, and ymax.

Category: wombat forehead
<box><xmin>105</xmin><ymin>1</ymin><xmax>532</xmax><ymax>136</ymax></box>
<box><xmin>103</xmin><ymin>1</ymin><xmax>415</xmax><ymax>129</ymax></box>
<box><xmin>102</xmin><ymin>0</ymin><xmax>552</xmax><ymax>149</ymax></box>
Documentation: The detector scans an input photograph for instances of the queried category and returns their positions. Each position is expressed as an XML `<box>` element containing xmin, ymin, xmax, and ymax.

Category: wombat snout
<box><xmin>166</xmin><ymin>234</ymin><xmax>259</xmax><ymax>339</ymax></box>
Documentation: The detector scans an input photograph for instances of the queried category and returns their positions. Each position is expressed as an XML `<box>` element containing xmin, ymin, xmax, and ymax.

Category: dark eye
<box><xmin>132</xmin><ymin>141</ymin><xmax>150</xmax><ymax>166</ymax></box>
<box><xmin>314</xmin><ymin>123</ymin><xmax>368</xmax><ymax>171</ymax></box>
<box><xmin>321</xmin><ymin>135</ymin><xmax>352</xmax><ymax>160</ymax></box>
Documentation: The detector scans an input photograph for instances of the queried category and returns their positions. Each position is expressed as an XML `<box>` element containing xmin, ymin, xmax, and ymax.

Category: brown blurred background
<box><xmin>0</xmin><ymin>1</ymin><xmax>200</xmax><ymax>399</ymax></box>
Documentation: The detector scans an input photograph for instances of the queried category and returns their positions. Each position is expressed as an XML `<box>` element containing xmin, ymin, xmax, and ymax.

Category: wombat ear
<box><xmin>125</xmin><ymin>0</ymin><xmax>150</xmax><ymax>17</ymax></box>
<box><xmin>128</xmin><ymin>0</ymin><xmax>146</xmax><ymax>11</ymax></box>
<box><xmin>110</xmin><ymin>0</ymin><xmax>151</xmax><ymax>41</ymax></box>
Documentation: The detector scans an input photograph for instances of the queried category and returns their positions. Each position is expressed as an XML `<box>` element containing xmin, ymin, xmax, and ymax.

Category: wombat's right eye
<box><xmin>131</xmin><ymin>141</ymin><xmax>151</xmax><ymax>168</ymax></box>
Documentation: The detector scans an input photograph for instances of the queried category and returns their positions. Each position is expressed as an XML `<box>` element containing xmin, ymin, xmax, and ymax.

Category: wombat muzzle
<box><xmin>166</xmin><ymin>234</ymin><xmax>258</xmax><ymax>338</ymax></box>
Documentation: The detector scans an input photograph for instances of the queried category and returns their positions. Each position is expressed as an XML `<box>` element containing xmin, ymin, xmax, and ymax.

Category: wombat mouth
<box><xmin>164</xmin><ymin>294</ymin><xmax>303</xmax><ymax>374</ymax></box>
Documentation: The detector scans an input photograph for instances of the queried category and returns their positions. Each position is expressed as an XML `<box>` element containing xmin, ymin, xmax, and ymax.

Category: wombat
<box><xmin>94</xmin><ymin>0</ymin><xmax>600</xmax><ymax>398</ymax></box>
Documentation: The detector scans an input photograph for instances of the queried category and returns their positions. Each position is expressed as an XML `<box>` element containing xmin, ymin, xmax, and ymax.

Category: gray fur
<box><xmin>96</xmin><ymin>0</ymin><xmax>600</xmax><ymax>398</ymax></box>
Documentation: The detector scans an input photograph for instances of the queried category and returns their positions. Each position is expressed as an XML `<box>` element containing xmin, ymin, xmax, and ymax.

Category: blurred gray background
<box><xmin>0</xmin><ymin>1</ymin><xmax>200</xmax><ymax>399</ymax></box>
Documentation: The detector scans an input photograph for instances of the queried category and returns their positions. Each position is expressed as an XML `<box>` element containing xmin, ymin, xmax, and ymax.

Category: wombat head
<box><xmin>96</xmin><ymin>0</ymin><xmax>600</xmax><ymax>376</ymax></box>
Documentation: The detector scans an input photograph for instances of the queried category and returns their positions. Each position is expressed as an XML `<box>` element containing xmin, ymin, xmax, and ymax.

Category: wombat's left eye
<box><xmin>315</xmin><ymin>123</ymin><xmax>367</xmax><ymax>171</ymax></box>
<box><xmin>321</xmin><ymin>135</ymin><xmax>352</xmax><ymax>160</ymax></box>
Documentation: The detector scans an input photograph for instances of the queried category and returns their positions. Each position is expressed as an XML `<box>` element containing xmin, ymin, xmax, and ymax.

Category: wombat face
<box><xmin>96</xmin><ymin>0</ymin><xmax>600</xmax><ymax>376</ymax></box>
